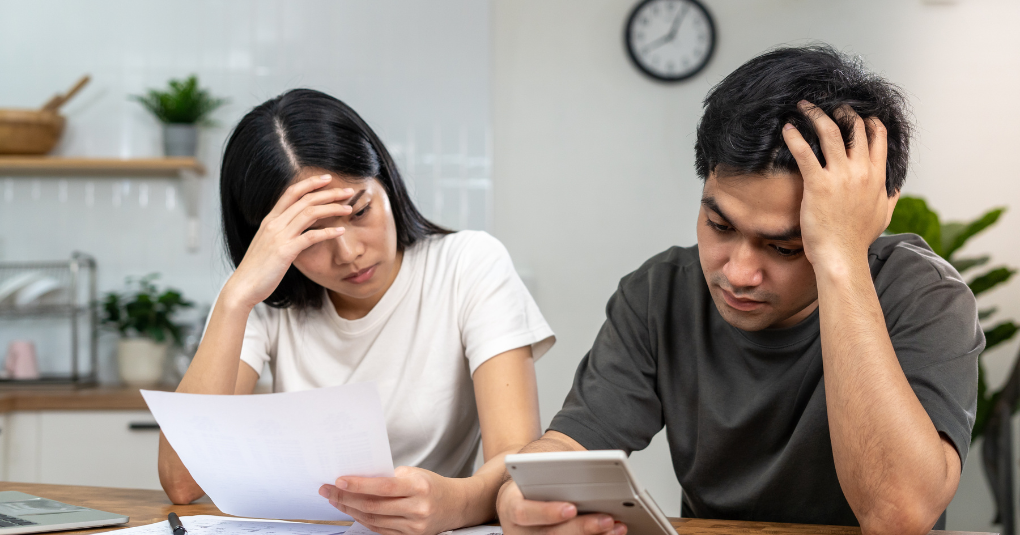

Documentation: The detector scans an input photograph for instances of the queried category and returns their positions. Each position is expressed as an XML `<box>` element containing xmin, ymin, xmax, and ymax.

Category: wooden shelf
<box><xmin>0</xmin><ymin>156</ymin><xmax>205</xmax><ymax>177</ymax></box>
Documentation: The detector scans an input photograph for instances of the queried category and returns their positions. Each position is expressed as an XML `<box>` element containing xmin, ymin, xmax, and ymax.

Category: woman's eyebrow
<box><xmin>346</xmin><ymin>190</ymin><xmax>366</xmax><ymax>206</ymax></box>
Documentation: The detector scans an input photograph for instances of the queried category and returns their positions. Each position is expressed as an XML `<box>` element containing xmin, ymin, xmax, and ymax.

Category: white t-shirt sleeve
<box><xmin>202</xmin><ymin>286</ymin><xmax>276</xmax><ymax>378</ymax></box>
<box><xmin>452</xmin><ymin>232</ymin><xmax>556</xmax><ymax>374</ymax></box>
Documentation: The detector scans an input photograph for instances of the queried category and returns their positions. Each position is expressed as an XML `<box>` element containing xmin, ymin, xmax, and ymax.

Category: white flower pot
<box><xmin>117</xmin><ymin>338</ymin><xmax>168</xmax><ymax>387</ymax></box>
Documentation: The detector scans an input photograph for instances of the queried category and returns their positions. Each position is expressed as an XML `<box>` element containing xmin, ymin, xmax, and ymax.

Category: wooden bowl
<box><xmin>0</xmin><ymin>109</ymin><xmax>66</xmax><ymax>155</ymax></box>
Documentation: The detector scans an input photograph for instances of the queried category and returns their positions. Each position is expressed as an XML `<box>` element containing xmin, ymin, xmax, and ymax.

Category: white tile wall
<box><xmin>0</xmin><ymin>0</ymin><xmax>492</xmax><ymax>380</ymax></box>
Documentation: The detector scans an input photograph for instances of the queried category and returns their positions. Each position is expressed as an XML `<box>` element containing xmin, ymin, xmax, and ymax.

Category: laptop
<box><xmin>0</xmin><ymin>492</ymin><xmax>128</xmax><ymax>534</ymax></box>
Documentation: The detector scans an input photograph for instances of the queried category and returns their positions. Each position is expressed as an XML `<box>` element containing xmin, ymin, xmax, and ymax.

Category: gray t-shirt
<box><xmin>549</xmin><ymin>234</ymin><xmax>983</xmax><ymax>526</ymax></box>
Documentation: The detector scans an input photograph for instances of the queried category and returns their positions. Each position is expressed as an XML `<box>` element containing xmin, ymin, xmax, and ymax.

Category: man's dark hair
<box><xmin>694</xmin><ymin>44</ymin><xmax>911</xmax><ymax>195</ymax></box>
<box><xmin>220</xmin><ymin>88</ymin><xmax>450</xmax><ymax>310</ymax></box>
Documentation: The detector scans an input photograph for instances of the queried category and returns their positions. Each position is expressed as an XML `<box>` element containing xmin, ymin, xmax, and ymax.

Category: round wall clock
<box><xmin>624</xmin><ymin>0</ymin><xmax>716</xmax><ymax>82</ymax></box>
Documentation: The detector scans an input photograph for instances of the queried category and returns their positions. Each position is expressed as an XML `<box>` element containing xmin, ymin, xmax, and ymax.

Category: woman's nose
<box><xmin>333</xmin><ymin>232</ymin><xmax>362</xmax><ymax>264</ymax></box>
<box><xmin>722</xmin><ymin>242</ymin><xmax>764</xmax><ymax>289</ymax></box>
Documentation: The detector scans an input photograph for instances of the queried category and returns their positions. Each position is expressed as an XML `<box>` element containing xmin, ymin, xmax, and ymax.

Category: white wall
<box><xmin>491</xmin><ymin>0</ymin><xmax>1020</xmax><ymax>529</ymax></box>
<box><xmin>0</xmin><ymin>0</ymin><xmax>492</xmax><ymax>379</ymax></box>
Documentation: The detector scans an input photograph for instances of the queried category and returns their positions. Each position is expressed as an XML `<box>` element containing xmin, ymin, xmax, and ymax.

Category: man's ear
<box><xmin>884</xmin><ymin>190</ymin><xmax>901</xmax><ymax>230</ymax></box>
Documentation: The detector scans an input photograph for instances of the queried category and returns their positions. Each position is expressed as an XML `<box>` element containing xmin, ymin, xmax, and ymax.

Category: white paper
<box><xmin>142</xmin><ymin>383</ymin><xmax>394</xmax><ymax>520</ymax></box>
<box><xmin>347</xmin><ymin>523</ymin><xmax>501</xmax><ymax>535</ymax></box>
<box><xmin>101</xmin><ymin>515</ymin><xmax>349</xmax><ymax>535</ymax></box>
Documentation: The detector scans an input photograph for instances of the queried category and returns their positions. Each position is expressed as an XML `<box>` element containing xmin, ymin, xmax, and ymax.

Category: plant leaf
<box><xmin>970</xmin><ymin>267</ymin><xmax>1017</xmax><ymax>297</ymax></box>
<box><xmin>951</xmin><ymin>255</ymin><xmax>990</xmax><ymax>274</ymax></box>
<box><xmin>974</xmin><ymin>358</ymin><xmax>991</xmax><ymax>442</ymax></box>
<box><xmin>888</xmin><ymin>196</ymin><xmax>943</xmax><ymax>257</ymax></box>
<box><xmin>985</xmin><ymin>321</ymin><xmax>1019</xmax><ymax>354</ymax></box>
<box><xmin>944</xmin><ymin>207</ymin><xmax>1005</xmax><ymax>259</ymax></box>
<box><xmin>979</xmin><ymin>307</ymin><xmax>999</xmax><ymax>321</ymax></box>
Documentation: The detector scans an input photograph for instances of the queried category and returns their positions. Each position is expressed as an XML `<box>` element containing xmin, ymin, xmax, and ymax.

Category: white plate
<box><xmin>0</xmin><ymin>272</ymin><xmax>44</xmax><ymax>306</ymax></box>
<box><xmin>15</xmin><ymin>277</ymin><xmax>64</xmax><ymax>307</ymax></box>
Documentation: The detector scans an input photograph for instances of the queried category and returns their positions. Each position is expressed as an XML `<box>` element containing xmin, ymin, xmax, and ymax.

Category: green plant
<box><xmin>887</xmin><ymin>196</ymin><xmax>1018</xmax><ymax>442</ymax></box>
<box><xmin>130</xmin><ymin>75</ymin><xmax>227</xmax><ymax>125</ymax></box>
<box><xmin>100</xmin><ymin>274</ymin><xmax>194</xmax><ymax>345</ymax></box>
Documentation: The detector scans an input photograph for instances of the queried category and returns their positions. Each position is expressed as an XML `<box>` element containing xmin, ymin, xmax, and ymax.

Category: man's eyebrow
<box><xmin>701</xmin><ymin>196</ymin><xmax>802</xmax><ymax>242</ymax></box>
<box><xmin>701</xmin><ymin>196</ymin><xmax>731</xmax><ymax>222</ymax></box>
<box><xmin>346</xmin><ymin>190</ymin><xmax>366</xmax><ymax>207</ymax></box>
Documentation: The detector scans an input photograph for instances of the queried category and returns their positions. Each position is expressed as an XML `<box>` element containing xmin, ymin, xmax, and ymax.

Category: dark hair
<box><xmin>694</xmin><ymin>44</ymin><xmax>911</xmax><ymax>195</ymax></box>
<box><xmin>220</xmin><ymin>88</ymin><xmax>449</xmax><ymax>309</ymax></box>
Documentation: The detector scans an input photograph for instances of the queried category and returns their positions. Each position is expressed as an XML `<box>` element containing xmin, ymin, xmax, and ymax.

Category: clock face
<box><xmin>625</xmin><ymin>0</ymin><xmax>716</xmax><ymax>82</ymax></box>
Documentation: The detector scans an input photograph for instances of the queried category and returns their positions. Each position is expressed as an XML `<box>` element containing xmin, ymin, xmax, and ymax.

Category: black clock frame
<box><xmin>623</xmin><ymin>0</ymin><xmax>717</xmax><ymax>83</ymax></box>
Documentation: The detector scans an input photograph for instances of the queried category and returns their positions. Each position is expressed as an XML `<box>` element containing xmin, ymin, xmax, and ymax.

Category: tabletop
<box><xmin>0</xmin><ymin>482</ymin><xmax>996</xmax><ymax>535</ymax></box>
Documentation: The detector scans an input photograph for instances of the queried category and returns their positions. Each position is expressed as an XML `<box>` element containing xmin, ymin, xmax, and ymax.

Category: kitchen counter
<box><xmin>0</xmin><ymin>385</ymin><xmax>162</xmax><ymax>413</ymax></box>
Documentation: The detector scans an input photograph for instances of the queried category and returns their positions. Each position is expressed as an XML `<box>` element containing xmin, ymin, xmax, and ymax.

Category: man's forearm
<box><xmin>498</xmin><ymin>431</ymin><xmax>587</xmax><ymax>487</ymax></box>
<box><xmin>816</xmin><ymin>259</ymin><xmax>958</xmax><ymax>535</ymax></box>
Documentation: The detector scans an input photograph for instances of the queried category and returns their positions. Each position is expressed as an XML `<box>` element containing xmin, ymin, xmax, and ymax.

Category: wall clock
<box><xmin>624</xmin><ymin>0</ymin><xmax>716</xmax><ymax>82</ymax></box>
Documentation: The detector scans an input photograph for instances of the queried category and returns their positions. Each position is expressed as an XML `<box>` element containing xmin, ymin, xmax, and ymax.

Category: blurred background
<box><xmin>1</xmin><ymin>0</ymin><xmax>1018</xmax><ymax>533</ymax></box>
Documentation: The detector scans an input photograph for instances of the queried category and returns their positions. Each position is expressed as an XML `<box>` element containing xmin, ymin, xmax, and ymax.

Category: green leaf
<box><xmin>979</xmin><ymin>307</ymin><xmax>999</xmax><ymax>321</ymax></box>
<box><xmin>943</xmin><ymin>207</ymin><xmax>1005</xmax><ymax>259</ymax></box>
<box><xmin>951</xmin><ymin>255</ymin><xmax>990</xmax><ymax>274</ymax></box>
<box><xmin>984</xmin><ymin>321</ymin><xmax>1019</xmax><ymax>353</ymax></box>
<box><xmin>888</xmin><ymin>197</ymin><xmax>943</xmax><ymax>257</ymax></box>
<box><xmin>974</xmin><ymin>359</ymin><xmax>991</xmax><ymax>442</ymax></box>
<box><xmin>129</xmin><ymin>75</ymin><xmax>228</xmax><ymax>125</ymax></box>
<box><xmin>969</xmin><ymin>267</ymin><xmax>1017</xmax><ymax>297</ymax></box>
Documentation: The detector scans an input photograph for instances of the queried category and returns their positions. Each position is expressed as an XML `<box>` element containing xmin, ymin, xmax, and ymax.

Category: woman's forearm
<box><xmin>158</xmin><ymin>279</ymin><xmax>257</xmax><ymax>502</ymax></box>
<box><xmin>176</xmin><ymin>280</ymin><xmax>254</xmax><ymax>394</ymax></box>
<box><xmin>455</xmin><ymin>444</ymin><xmax>532</xmax><ymax>527</ymax></box>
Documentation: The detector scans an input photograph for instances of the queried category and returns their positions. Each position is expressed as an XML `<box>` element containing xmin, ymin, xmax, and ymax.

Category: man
<box><xmin>496</xmin><ymin>46</ymin><xmax>982</xmax><ymax>535</ymax></box>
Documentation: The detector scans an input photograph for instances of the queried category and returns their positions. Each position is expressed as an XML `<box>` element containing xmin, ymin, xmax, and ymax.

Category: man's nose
<box><xmin>722</xmin><ymin>242</ymin><xmax>764</xmax><ymax>289</ymax></box>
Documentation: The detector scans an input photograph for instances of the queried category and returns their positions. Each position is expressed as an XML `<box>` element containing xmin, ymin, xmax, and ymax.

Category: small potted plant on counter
<box><xmin>131</xmin><ymin>75</ymin><xmax>227</xmax><ymax>157</ymax></box>
<box><xmin>101</xmin><ymin>274</ymin><xmax>193</xmax><ymax>387</ymax></box>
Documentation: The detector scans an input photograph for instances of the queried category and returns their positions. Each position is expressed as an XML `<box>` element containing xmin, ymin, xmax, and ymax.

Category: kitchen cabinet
<box><xmin>0</xmin><ymin>388</ymin><xmax>163</xmax><ymax>490</ymax></box>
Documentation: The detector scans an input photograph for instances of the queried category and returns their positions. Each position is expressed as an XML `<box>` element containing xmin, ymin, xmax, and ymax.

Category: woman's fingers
<box><xmin>298</xmin><ymin>226</ymin><xmax>344</xmax><ymax>250</ymax></box>
<box><xmin>285</xmin><ymin>203</ymin><xmax>351</xmax><ymax>237</ymax></box>
<box><xmin>338</xmin><ymin>475</ymin><xmax>418</xmax><ymax>498</ymax></box>
<box><xmin>266</xmin><ymin>174</ymin><xmax>333</xmax><ymax>219</ymax></box>
<box><xmin>275</xmin><ymin>187</ymin><xmax>355</xmax><ymax>229</ymax></box>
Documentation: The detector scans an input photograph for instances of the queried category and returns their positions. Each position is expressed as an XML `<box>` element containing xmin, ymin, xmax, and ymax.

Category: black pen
<box><xmin>168</xmin><ymin>512</ymin><xmax>187</xmax><ymax>535</ymax></box>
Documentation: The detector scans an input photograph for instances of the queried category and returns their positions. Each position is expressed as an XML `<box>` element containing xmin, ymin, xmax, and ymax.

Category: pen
<box><xmin>168</xmin><ymin>512</ymin><xmax>187</xmax><ymax>535</ymax></box>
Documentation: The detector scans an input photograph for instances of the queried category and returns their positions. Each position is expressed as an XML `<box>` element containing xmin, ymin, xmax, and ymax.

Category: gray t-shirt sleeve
<box><xmin>548</xmin><ymin>275</ymin><xmax>664</xmax><ymax>452</ymax></box>
<box><xmin>885</xmin><ymin>276</ymin><xmax>983</xmax><ymax>465</ymax></box>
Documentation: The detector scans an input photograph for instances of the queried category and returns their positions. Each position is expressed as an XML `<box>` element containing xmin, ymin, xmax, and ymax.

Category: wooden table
<box><xmin>0</xmin><ymin>482</ymin><xmax>995</xmax><ymax>535</ymax></box>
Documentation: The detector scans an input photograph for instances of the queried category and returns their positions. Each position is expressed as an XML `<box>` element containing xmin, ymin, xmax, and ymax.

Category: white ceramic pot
<box><xmin>163</xmin><ymin>124</ymin><xmax>198</xmax><ymax>157</ymax></box>
<box><xmin>117</xmin><ymin>338</ymin><xmax>168</xmax><ymax>387</ymax></box>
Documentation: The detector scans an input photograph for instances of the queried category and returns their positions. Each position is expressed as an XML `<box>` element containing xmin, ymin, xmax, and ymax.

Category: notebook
<box><xmin>0</xmin><ymin>491</ymin><xmax>128</xmax><ymax>534</ymax></box>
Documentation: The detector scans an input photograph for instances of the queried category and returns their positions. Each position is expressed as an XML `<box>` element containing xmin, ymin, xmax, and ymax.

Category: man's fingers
<box><xmin>797</xmin><ymin>100</ymin><xmax>848</xmax><ymax>168</ymax></box>
<box><xmin>509</xmin><ymin>499</ymin><xmax>578</xmax><ymax>527</ymax></box>
<box><xmin>546</xmin><ymin>515</ymin><xmax>620</xmax><ymax>535</ymax></box>
<box><xmin>781</xmin><ymin>123</ymin><xmax>823</xmax><ymax>177</ymax></box>
<box><xmin>865</xmin><ymin>116</ymin><xmax>889</xmax><ymax>170</ymax></box>
<box><xmin>843</xmin><ymin>106</ymin><xmax>870</xmax><ymax>165</ymax></box>
<box><xmin>337</xmin><ymin>476</ymin><xmax>413</xmax><ymax>498</ymax></box>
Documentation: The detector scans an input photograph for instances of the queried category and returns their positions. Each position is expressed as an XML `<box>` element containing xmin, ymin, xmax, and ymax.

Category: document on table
<box><xmin>101</xmin><ymin>515</ymin><xmax>348</xmax><ymax>535</ymax></box>
<box><xmin>142</xmin><ymin>383</ymin><xmax>394</xmax><ymax>521</ymax></box>
<box><xmin>346</xmin><ymin>523</ymin><xmax>502</xmax><ymax>535</ymax></box>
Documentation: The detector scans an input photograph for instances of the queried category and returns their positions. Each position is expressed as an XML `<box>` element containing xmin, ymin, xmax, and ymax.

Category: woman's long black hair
<box><xmin>220</xmin><ymin>89</ymin><xmax>450</xmax><ymax>309</ymax></box>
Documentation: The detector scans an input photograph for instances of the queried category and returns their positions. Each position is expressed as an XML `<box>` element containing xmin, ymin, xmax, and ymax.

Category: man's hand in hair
<box><xmin>782</xmin><ymin>101</ymin><xmax>898</xmax><ymax>272</ymax></box>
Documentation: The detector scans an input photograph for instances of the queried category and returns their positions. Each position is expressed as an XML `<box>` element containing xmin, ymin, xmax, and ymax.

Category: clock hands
<box><xmin>640</xmin><ymin>2</ymin><xmax>691</xmax><ymax>55</ymax></box>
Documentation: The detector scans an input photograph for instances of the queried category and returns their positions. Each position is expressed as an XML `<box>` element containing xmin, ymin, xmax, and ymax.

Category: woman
<box><xmin>158</xmin><ymin>89</ymin><xmax>555</xmax><ymax>535</ymax></box>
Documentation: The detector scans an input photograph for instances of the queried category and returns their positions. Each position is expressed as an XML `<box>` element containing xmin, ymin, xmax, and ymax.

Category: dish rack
<box><xmin>0</xmin><ymin>253</ymin><xmax>97</xmax><ymax>385</ymax></box>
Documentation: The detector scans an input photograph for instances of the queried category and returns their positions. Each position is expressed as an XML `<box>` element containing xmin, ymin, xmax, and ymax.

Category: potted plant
<box><xmin>131</xmin><ymin>75</ymin><xmax>227</xmax><ymax>157</ymax></box>
<box><xmin>101</xmin><ymin>274</ymin><xmax>194</xmax><ymax>387</ymax></box>
<box><xmin>888</xmin><ymin>197</ymin><xmax>1018</xmax><ymax>531</ymax></box>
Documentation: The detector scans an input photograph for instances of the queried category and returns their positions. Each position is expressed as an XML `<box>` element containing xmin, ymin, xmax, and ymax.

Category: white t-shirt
<box><xmin>230</xmin><ymin>230</ymin><xmax>555</xmax><ymax>478</ymax></box>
